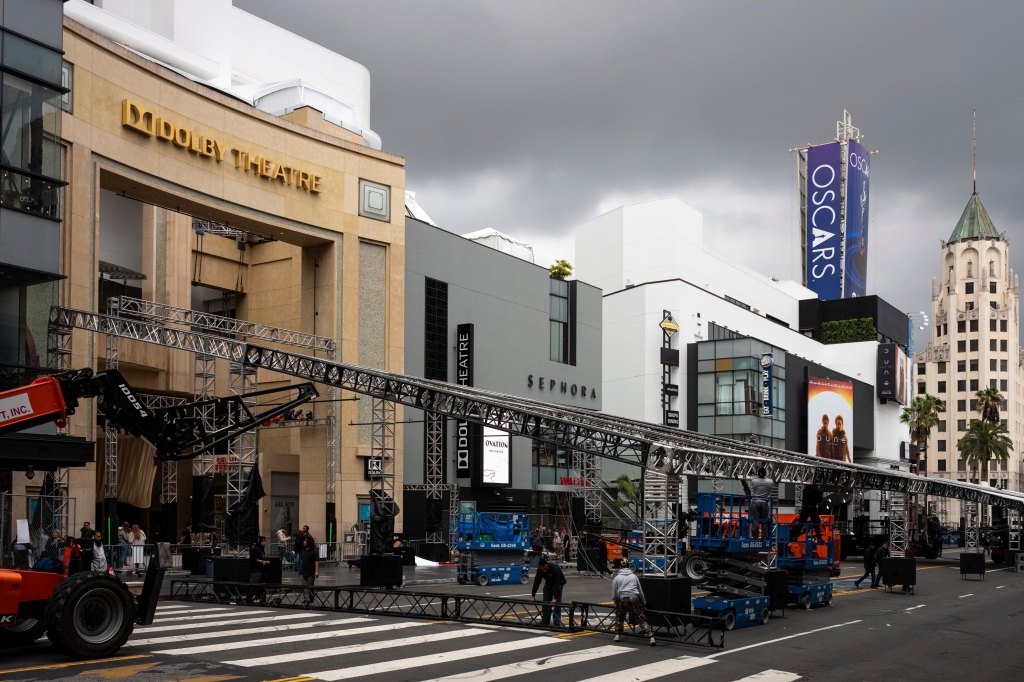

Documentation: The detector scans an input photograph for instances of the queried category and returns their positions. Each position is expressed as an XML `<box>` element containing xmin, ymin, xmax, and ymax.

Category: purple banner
<box><xmin>844</xmin><ymin>139</ymin><xmax>870</xmax><ymax>297</ymax></box>
<box><xmin>805</xmin><ymin>142</ymin><xmax>843</xmax><ymax>300</ymax></box>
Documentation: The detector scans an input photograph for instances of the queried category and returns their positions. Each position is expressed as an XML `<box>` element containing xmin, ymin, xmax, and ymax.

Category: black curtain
<box><xmin>368</xmin><ymin>490</ymin><xmax>399</xmax><ymax>555</ymax></box>
<box><xmin>226</xmin><ymin>460</ymin><xmax>265</xmax><ymax>546</ymax></box>
<box><xmin>191</xmin><ymin>475</ymin><xmax>215</xmax><ymax>531</ymax></box>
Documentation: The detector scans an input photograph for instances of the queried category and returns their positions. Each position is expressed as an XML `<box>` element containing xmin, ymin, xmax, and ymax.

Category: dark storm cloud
<box><xmin>236</xmin><ymin>0</ymin><xmax>1024</xmax><ymax>321</ymax></box>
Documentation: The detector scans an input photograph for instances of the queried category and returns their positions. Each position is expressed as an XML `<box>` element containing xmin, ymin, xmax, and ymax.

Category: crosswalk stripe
<box><xmin>577</xmin><ymin>654</ymin><xmax>716</xmax><ymax>681</ymax></box>
<box><xmin>227</xmin><ymin>627</ymin><xmax>493</xmax><ymax>668</ymax></box>
<box><xmin>136</xmin><ymin>612</ymin><xmax>319</xmax><ymax>634</ymax></box>
<box><xmin>424</xmin><ymin>644</ymin><xmax>629</xmax><ymax>681</ymax></box>
<box><xmin>128</xmin><ymin>616</ymin><xmax>371</xmax><ymax>646</ymax></box>
<box><xmin>150</xmin><ymin>609</ymin><xmax>273</xmax><ymax>623</ymax></box>
<box><xmin>731</xmin><ymin>671</ymin><xmax>801</xmax><ymax>682</ymax></box>
<box><xmin>154</xmin><ymin>621</ymin><xmax>431</xmax><ymax>655</ymax></box>
<box><xmin>151</xmin><ymin>607</ymin><xmax>232</xmax><ymax>616</ymax></box>
<box><xmin>303</xmin><ymin>636</ymin><xmax>566</xmax><ymax>681</ymax></box>
<box><xmin>154</xmin><ymin>604</ymin><xmax>195</xmax><ymax>611</ymax></box>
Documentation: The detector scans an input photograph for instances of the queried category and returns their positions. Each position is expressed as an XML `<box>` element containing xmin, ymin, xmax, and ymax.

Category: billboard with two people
<box><xmin>808</xmin><ymin>376</ymin><xmax>853</xmax><ymax>463</ymax></box>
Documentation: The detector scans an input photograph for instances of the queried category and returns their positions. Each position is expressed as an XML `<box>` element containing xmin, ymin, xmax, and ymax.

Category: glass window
<box><xmin>970</xmin><ymin>359</ymin><xmax>978</xmax><ymax>371</ymax></box>
<box><xmin>937</xmin><ymin>381</ymin><xmax>946</xmax><ymax>392</ymax></box>
<box><xmin>990</xmin><ymin>359</ymin><xmax>997</xmax><ymax>371</ymax></box>
<box><xmin>990</xmin><ymin>319</ymin><xmax>997</xmax><ymax>331</ymax></box>
<box><xmin>970</xmin><ymin>379</ymin><xmax>978</xmax><ymax>391</ymax></box>
<box><xmin>548</xmin><ymin>279</ymin><xmax>572</xmax><ymax>364</ymax></box>
<box><xmin>990</xmin><ymin>339</ymin><xmax>997</xmax><ymax>351</ymax></box>
<box><xmin>970</xmin><ymin>319</ymin><xmax>978</xmax><ymax>332</ymax></box>
<box><xmin>938</xmin><ymin>460</ymin><xmax>947</xmax><ymax>472</ymax></box>
<box><xmin>1001</xmin><ymin>359</ymin><xmax>1008</xmax><ymax>372</ymax></box>
<box><xmin>548</xmin><ymin>320</ymin><xmax>564</xmax><ymax>363</ymax></box>
<box><xmin>917</xmin><ymin>363</ymin><xmax>926</xmax><ymax>375</ymax></box>
<box><xmin>957</xmin><ymin>380</ymin><xmax>965</xmax><ymax>391</ymax></box>
<box><xmin>917</xmin><ymin>382</ymin><xmax>926</xmax><ymax>395</ymax></box>
<box><xmin>1000</xmin><ymin>379</ymin><xmax>1007</xmax><ymax>391</ymax></box>
<box><xmin>990</xmin><ymin>281</ymin><xmax>997</xmax><ymax>294</ymax></box>
<box><xmin>938</xmin><ymin>420</ymin><xmax>946</xmax><ymax>432</ymax></box>
<box><xmin>1000</xmin><ymin>340</ymin><xmax>1007</xmax><ymax>351</ymax></box>
<box><xmin>957</xmin><ymin>360</ymin><xmax>966</xmax><ymax>372</ymax></box>
<box><xmin>957</xmin><ymin>419</ymin><xmax>966</xmax><ymax>430</ymax></box>
<box><xmin>1001</xmin><ymin>319</ymin><xmax>1007</xmax><ymax>332</ymax></box>
<box><xmin>969</xmin><ymin>339</ymin><xmax>978</xmax><ymax>352</ymax></box>
<box><xmin>937</xmin><ymin>361</ymin><xmax>946</xmax><ymax>373</ymax></box>
<box><xmin>938</xmin><ymin>440</ymin><xmax>946</xmax><ymax>452</ymax></box>
<box><xmin>957</xmin><ymin>320</ymin><xmax>966</xmax><ymax>334</ymax></box>
<box><xmin>957</xmin><ymin>459</ymin><xmax>966</xmax><ymax>471</ymax></box>
<box><xmin>957</xmin><ymin>400</ymin><xmax>966</xmax><ymax>411</ymax></box>
<box><xmin>957</xmin><ymin>340</ymin><xmax>966</xmax><ymax>352</ymax></box>
<box><xmin>2</xmin><ymin>31</ymin><xmax>62</xmax><ymax>85</ymax></box>
<box><xmin>697</xmin><ymin>375</ymin><xmax>715</xmax><ymax>403</ymax></box>
<box><xmin>1</xmin><ymin>73</ymin><xmax>64</xmax><ymax>180</ymax></box>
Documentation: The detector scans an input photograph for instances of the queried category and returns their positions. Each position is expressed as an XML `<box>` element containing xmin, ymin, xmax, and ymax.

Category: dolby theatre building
<box><xmin>4</xmin><ymin>0</ymin><xmax>406</xmax><ymax>546</ymax></box>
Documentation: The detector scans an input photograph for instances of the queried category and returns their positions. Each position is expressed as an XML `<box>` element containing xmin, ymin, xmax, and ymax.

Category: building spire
<box><xmin>972</xmin><ymin>108</ymin><xmax>977</xmax><ymax>195</ymax></box>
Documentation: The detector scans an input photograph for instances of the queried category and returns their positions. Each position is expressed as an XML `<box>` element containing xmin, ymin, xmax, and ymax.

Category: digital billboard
<box><xmin>844</xmin><ymin>138</ymin><xmax>871</xmax><ymax>297</ymax></box>
<box><xmin>805</xmin><ymin>142</ymin><xmax>844</xmax><ymax>300</ymax></box>
<box><xmin>478</xmin><ymin>425</ymin><xmax>510</xmax><ymax>487</ymax></box>
<box><xmin>807</xmin><ymin>376</ymin><xmax>853</xmax><ymax>463</ymax></box>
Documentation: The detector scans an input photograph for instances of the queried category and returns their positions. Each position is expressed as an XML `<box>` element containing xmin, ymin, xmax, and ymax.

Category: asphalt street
<box><xmin>1</xmin><ymin>555</ymin><xmax>1021</xmax><ymax>681</ymax></box>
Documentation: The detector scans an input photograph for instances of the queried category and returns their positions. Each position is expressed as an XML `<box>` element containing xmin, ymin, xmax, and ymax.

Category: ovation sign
<box><xmin>121</xmin><ymin>99</ymin><xmax>324</xmax><ymax>194</ymax></box>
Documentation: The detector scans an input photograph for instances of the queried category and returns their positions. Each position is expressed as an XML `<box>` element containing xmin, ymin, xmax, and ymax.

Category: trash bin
<box><xmin>205</xmin><ymin>557</ymin><xmax>214</xmax><ymax>578</ymax></box>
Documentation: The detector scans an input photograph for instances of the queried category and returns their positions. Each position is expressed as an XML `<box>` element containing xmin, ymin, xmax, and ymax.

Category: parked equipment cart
<box><xmin>455</xmin><ymin>512</ymin><xmax>530</xmax><ymax>587</ymax></box>
<box><xmin>692</xmin><ymin>594</ymin><xmax>771</xmax><ymax>630</ymax></box>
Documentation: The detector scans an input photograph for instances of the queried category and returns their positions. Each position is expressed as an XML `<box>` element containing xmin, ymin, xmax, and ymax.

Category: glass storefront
<box><xmin>696</xmin><ymin>337</ymin><xmax>787</xmax><ymax>449</ymax></box>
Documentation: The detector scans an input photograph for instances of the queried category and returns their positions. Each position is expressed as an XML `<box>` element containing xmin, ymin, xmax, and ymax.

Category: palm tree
<box><xmin>899</xmin><ymin>394</ymin><xmax>944</xmax><ymax>472</ymax></box>
<box><xmin>957</xmin><ymin>419</ymin><xmax>1013</xmax><ymax>484</ymax></box>
<box><xmin>613</xmin><ymin>474</ymin><xmax>641</xmax><ymax>519</ymax></box>
<box><xmin>975</xmin><ymin>386</ymin><xmax>1003</xmax><ymax>424</ymax></box>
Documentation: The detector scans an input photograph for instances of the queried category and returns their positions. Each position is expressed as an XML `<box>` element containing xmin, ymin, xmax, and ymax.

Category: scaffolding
<box><xmin>48</xmin><ymin>304</ymin><xmax>1024</xmax><ymax>573</ymax></box>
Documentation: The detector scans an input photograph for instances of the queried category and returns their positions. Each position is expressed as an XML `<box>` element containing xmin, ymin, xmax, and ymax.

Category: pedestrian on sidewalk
<box><xmin>293</xmin><ymin>525</ymin><xmax>308</xmax><ymax>573</ymax></box>
<box><xmin>300</xmin><ymin>534</ymin><xmax>319</xmax><ymax>606</ymax></box>
<box><xmin>277</xmin><ymin>526</ymin><xmax>294</xmax><ymax>564</ymax></box>
<box><xmin>611</xmin><ymin>558</ymin><xmax>655</xmax><ymax>645</ymax></box>
<box><xmin>129</xmin><ymin>523</ymin><xmax>147</xmax><ymax>575</ymax></box>
<box><xmin>90</xmin><ymin>531</ymin><xmax>108</xmax><ymax>573</ymax></box>
<box><xmin>247</xmin><ymin>535</ymin><xmax>270</xmax><ymax>605</ymax></box>
<box><xmin>854</xmin><ymin>541</ymin><xmax>876</xmax><ymax>588</ymax></box>
<box><xmin>531</xmin><ymin>557</ymin><xmax>566</xmax><ymax>627</ymax></box>
<box><xmin>871</xmin><ymin>540</ymin><xmax>890</xmax><ymax>588</ymax></box>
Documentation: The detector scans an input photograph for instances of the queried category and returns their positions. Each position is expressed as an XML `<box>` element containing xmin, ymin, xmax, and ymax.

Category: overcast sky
<box><xmin>237</xmin><ymin>0</ymin><xmax>1024</xmax><ymax>341</ymax></box>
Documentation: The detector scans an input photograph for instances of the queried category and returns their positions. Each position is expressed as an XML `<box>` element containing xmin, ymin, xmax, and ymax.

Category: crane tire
<box><xmin>44</xmin><ymin>571</ymin><xmax>135</xmax><ymax>658</ymax></box>
<box><xmin>1</xmin><ymin>616</ymin><xmax>45</xmax><ymax>644</ymax></box>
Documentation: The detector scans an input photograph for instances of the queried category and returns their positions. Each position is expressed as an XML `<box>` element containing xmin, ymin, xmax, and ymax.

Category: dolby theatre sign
<box><xmin>121</xmin><ymin>99</ymin><xmax>324</xmax><ymax>194</ymax></box>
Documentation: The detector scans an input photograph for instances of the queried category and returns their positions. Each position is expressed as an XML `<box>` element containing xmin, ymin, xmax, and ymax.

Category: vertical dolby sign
<box><xmin>455</xmin><ymin>323</ymin><xmax>475</xmax><ymax>478</ymax></box>
<box><xmin>805</xmin><ymin>142</ymin><xmax>843</xmax><ymax>300</ymax></box>
<box><xmin>844</xmin><ymin>138</ymin><xmax>871</xmax><ymax>298</ymax></box>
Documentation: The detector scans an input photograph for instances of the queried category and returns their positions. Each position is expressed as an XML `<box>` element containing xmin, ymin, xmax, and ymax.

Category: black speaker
<box><xmin>414</xmin><ymin>542</ymin><xmax>448</xmax><ymax>563</ymax></box>
<box><xmin>360</xmin><ymin>553</ymin><xmax>403</xmax><ymax>588</ymax></box>
<box><xmin>959</xmin><ymin>552</ymin><xmax>985</xmax><ymax>577</ymax></box>
<box><xmin>881</xmin><ymin>556</ymin><xmax>917</xmax><ymax>587</ymax></box>
<box><xmin>571</xmin><ymin>497</ymin><xmax>587</xmax><ymax>532</ymax></box>
<box><xmin>640</xmin><ymin>575</ymin><xmax>691</xmax><ymax>624</ymax></box>
<box><xmin>263</xmin><ymin>557</ymin><xmax>282</xmax><ymax>585</ymax></box>
<box><xmin>213</xmin><ymin>557</ymin><xmax>250</xmax><ymax>582</ymax></box>
<box><xmin>763</xmin><ymin>569</ymin><xmax>789</xmax><ymax>611</ymax></box>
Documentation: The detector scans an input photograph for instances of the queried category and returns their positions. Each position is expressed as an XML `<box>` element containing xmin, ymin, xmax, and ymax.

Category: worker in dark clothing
<box><xmin>853</xmin><ymin>541</ymin><xmax>876</xmax><ymax>588</ymax></box>
<box><xmin>531</xmin><ymin>557</ymin><xmax>566</xmax><ymax>627</ymax></box>
<box><xmin>871</xmin><ymin>541</ymin><xmax>890</xmax><ymax>588</ymax></box>
<box><xmin>247</xmin><ymin>536</ymin><xmax>270</xmax><ymax>604</ymax></box>
<box><xmin>790</xmin><ymin>484</ymin><xmax>824</xmax><ymax>542</ymax></box>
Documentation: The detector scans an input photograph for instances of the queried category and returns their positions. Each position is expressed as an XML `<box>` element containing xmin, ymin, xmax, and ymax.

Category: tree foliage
<box><xmin>899</xmin><ymin>394</ymin><xmax>944</xmax><ymax>454</ymax></box>
<box><xmin>974</xmin><ymin>386</ymin><xmax>1003</xmax><ymax>424</ymax></box>
<box><xmin>820</xmin><ymin>317</ymin><xmax>877</xmax><ymax>344</ymax></box>
<box><xmin>613</xmin><ymin>474</ymin><xmax>641</xmax><ymax>519</ymax></box>
<box><xmin>957</xmin><ymin>418</ymin><xmax>1013</xmax><ymax>480</ymax></box>
<box><xmin>549</xmin><ymin>259</ymin><xmax>573</xmax><ymax>280</ymax></box>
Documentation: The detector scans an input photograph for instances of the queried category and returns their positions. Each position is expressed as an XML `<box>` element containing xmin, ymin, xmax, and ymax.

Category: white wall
<box><xmin>575</xmin><ymin>197</ymin><xmax>816</xmax><ymax>327</ymax></box>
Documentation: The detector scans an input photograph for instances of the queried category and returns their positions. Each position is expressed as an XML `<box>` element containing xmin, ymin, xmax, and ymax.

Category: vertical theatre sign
<box><xmin>760</xmin><ymin>353</ymin><xmax>774</xmax><ymax>416</ymax></box>
<box><xmin>804</xmin><ymin>141</ymin><xmax>843</xmax><ymax>300</ymax></box>
<box><xmin>455</xmin><ymin>324</ymin><xmax>476</xmax><ymax>478</ymax></box>
<box><xmin>844</xmin><ymin>138</ymin><xmax>871</xmax><ymax>297</ymax></box>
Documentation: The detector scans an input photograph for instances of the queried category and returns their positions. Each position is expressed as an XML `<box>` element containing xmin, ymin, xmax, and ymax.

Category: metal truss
<box><xmin>192</xmin><ymin>218</ymin><xmax>275</xmax><ymax>246</ymax></box>
<box><xmin>138</xmin><ymin>393</ymin><xmax>188</xmax><ymax>504</ymax></box>
<box><xmin>193</xmin><ymin>353</ymin><xmax>216</xmax><ymax>476</ymax></box>
<box><xmin>168</xmin><ymin>579</ymin><xmax>724</xmax><ymax>649</ymax></box>
<box><xmin>103</xmin><ymin>328</ymin><xmax>118</xmax><ymax>501</ymax></box>
<box><xmin>1008</xmin><ymin>508</ymin><xmax>1021</xmax><ymax>552</ymax></box>
<box><xmin>404</xmin><ymin>481</ymin><xmax>457</xmax><ymax>547</ymax></box>
<box><xmin>226</xmin><ymin>362</ymin><xmax>258</xmax><ymax>523</ymax></box>
<box><xmin>888</xmin><ymin>491</ymin><xmax>908</xmax><ymax>558</ymax></box>
<box><xmin>424</xmin><ymin>412</ymin><xmax>445</xmax><ymax>543</ymax></box>
<box><xmin>116</xmin><ymin>295</ymin><xmax>338</xmax><ymax>510</ymax></box>
<box><xmin>571</xmin><ymin>448</ymin><xmax>601</xmax><ymax>525</ymax></box>
<box><xmin>640</xmin><ymin>469</ymin><xmax>680</xmax><ymax>576</ymax></box>
<box><xmin>371</xmin><ymin>397</ymin><xmax>397</xmax><ymax>507</ymax></box>
<box><xmin>48</xmin><ymin>306</ymin><xmax>1024</xmax><ymax>521</ymax></box>
<box><xmin>963</xmin><ymin>501</ymin><xmax>980</xmax><ymax>552</ymax></box>
<box><xmin>44</xmin><ymin>321</ymin><xmax>72</xmax><ymax>535</ymax></box>
<box><xmin>116</xmin><ymin>296</ymin><xmax>336</xmax><ymax>353</ymax></box>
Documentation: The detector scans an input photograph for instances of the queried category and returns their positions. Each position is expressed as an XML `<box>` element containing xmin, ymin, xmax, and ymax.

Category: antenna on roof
<box><xmin>972</xmin><ymin>109</ymin><xmax>977</xmax><ymax>195</ymax></box>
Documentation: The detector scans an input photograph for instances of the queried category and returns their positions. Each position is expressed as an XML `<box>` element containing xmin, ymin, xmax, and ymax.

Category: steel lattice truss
<box><xmin>138</xmin><ymin>393</ymin><xmax>188</xmax><ymax>504</ymax></box>
<box><xmin>964</xmin><ymin>501</ymin><xmax>981</xmax><ymax>553</ymax></box>
<box><xmin>888</xmin><ymin>492</ymin><xmax>909</xmax><ymax>558</ymax></box>
<box><xmin>192</xmin><ymin>353</ymin><xmax>217</xmax><ymax>477</ymax></box>
<box><xmin>1008</xmin><ymin>508</ymin><xmax>1021</xmax><ymax>552</ymax></box>
<box><xmin>571</xmin><ymin>448</ymin><xmax>601</xmax><ymax>525</ymax></box>
<box><xmin>116</xmin><ymin>296</ymin><xmax>339</xmax><ymax>505</ymax></box>
<box><xmin>49</xmin><ymin>305</ymin><xmax>1024</xmax><ymax>517</ymax></box>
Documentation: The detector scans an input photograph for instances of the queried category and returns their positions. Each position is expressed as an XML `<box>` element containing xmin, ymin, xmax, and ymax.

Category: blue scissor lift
<box><xmin>775</xmin><ymin>521</ymin><xmax>834</xmax><ymax>609</ymax></box>
<box><xmin>455</xmin><ymin>512</ymin><xmax>531</xmax><ymax>586</ymax></box>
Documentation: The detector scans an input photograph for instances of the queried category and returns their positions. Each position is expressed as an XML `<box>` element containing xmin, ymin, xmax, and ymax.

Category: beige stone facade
<box><xmin>915</xmin><ymin>202</ymin><xmax>1022</xmax><ymax>525</ymax></box>
<box><xmin>50</xmin><ymin>18</ymin><xmax>405</xmax><ymax>542</ymax></box>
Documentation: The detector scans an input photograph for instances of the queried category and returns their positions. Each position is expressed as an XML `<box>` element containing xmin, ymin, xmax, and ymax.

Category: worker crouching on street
<box><xmin>611</xmin><ymin>558</ymin><xmax>655</xmax><ymax>646</ymax></box>
<box><xmin>531</xmin><ymin>557</ymin><xmax>566</xmax><ymax>627</ymax></box>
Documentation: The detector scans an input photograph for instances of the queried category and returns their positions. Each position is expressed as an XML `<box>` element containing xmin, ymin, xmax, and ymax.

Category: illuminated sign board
<box><xmin>805</xmin><ymin>142</ymin><xmax>843</xmax><ymax>300</ymax></box>
<box><xmin>808</xmin><ymin>376</ymin><xmax>854</xmax><ymax>463</ymax></box>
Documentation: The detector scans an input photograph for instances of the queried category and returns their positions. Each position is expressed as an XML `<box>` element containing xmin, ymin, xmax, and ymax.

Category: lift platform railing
<box><xmin>168</xmin><ymin>579</ymin><xmax>725</xmax><ymax>649</ymax></box>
